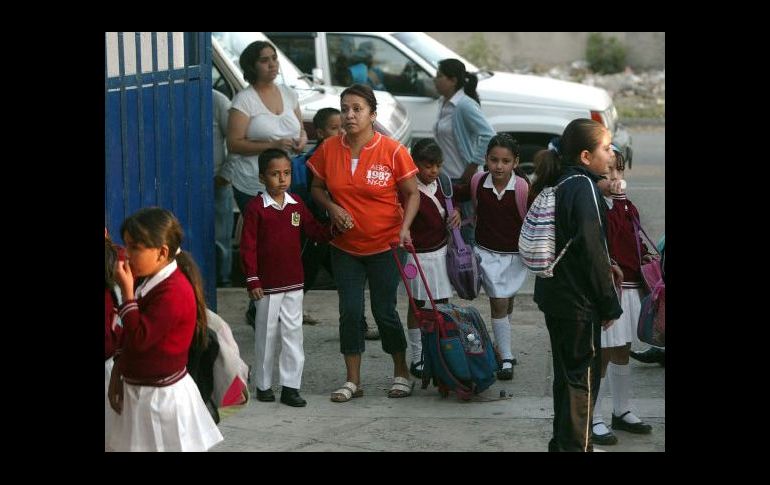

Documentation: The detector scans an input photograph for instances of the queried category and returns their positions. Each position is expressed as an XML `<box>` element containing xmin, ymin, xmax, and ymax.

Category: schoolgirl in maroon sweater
<box><xmin>398</xmin><ymin>139</ymin><xmax>461</xmax><ymax>378</ymax></box>
<box><xmin>592</xmin><ymin>146</ymin><xmax>655</xmax><ymax>445</ymax></box>
<box><xmin>108</xmin><ymin>208</ymin><xmax>223</xmax><ymax>452</ymax></box>
<box><xmin>455</xmin><ymin>134</ymin><xmax>531</xmax><ymax>381</ymax></box>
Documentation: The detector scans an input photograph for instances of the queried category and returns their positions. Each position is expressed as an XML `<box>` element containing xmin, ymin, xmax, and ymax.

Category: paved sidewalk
<box><xmin>211</xmin><ymin>279</ymin><xmax>665</xmax><ymax>452</ymax></box>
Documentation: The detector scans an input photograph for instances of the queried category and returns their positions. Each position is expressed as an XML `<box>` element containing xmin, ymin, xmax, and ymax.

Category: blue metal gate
<box><xmin>105</xmin><ymin>32</ymin><xmax>217</xmax><ymax>310</ymax></box>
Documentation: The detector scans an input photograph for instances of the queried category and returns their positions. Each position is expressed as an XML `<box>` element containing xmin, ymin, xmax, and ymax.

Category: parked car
<box><xmin>211</xmin><ymin>32</ymin><xmax>412</xmax><ymax>150</ymax></box>
<box><xmin>264</xmin><ymin>32</ymin><xmax>633</xmax><ymax>173</ymax></box>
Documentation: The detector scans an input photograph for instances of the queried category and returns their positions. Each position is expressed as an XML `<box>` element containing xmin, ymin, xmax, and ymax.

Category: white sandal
<box><xmin>330</xmin><ymin>381</ymin><xmax>363</xmax><ymax>402</ymax></box>
<box><xmin>388</xmin><ymin>376</ymin><xmax>414</xmax><ymax>398</ymax></box>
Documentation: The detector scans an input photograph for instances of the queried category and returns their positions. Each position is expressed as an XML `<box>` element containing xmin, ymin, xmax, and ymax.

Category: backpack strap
<box><xmin>514</xmin><ymin>175</ymin><xmax>528</xmax><ymax>220</ymax></box>
<box><xmin>438</xmin><ymin>172</ymin><xmax>467</xmax><ymax>251</ymax></box>
<box><xmin>470</xmin><ymin>171</ymin><xmax>486</xmax><ymax>214</ymax></box>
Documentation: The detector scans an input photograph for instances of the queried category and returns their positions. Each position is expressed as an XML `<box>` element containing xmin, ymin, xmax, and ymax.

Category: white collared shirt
<box><xmin>483</xmin><ymin>172</ymin><xmax>517</xmax><ymax>200</ymax></box>
<box><xmin>135</xmin><ymin>260</ymin><xmax>178</xmax><ymax>299</ymax></box>
<box><xmin>261</xmin><ymin>191</ymin><xmax>298</xmax><ymax>211</ymax></box>
<box><xmin>417</xmin><ymin>178</ymin><xmax>446</xmax><ymax>219</ymax></box>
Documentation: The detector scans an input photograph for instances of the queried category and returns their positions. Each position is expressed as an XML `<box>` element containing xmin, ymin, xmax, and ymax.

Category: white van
<box><xmin>211</xmin><ymin>32</ymin><xmax>412</xmax><ymax>148</ymax></box>
<box><xmin>265</xmin><ymin>32</ymin><xmax>633</xmax><ymax>173</ymax></box>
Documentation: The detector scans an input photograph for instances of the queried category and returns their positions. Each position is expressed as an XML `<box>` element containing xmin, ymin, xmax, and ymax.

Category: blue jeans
<box><xmin>331</xmin><ymin>246</ymin><xmax>407</xmax><ymax>355</ymax></box>
<box><xmin>214</xmin><ymin>181</ymin><xmax>234</xmax><ymax>285</ymax></box>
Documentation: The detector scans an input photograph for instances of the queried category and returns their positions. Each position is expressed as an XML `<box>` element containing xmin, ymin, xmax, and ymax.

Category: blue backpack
<box><xmin>290</xmin><ymin>148</ymin><xmax>313</xmax><ymax>204</ymax></box>
<box><xmin>391</xmin><ymin>243</ymin><xmax>498</xmax><ymax>400</ymax></box>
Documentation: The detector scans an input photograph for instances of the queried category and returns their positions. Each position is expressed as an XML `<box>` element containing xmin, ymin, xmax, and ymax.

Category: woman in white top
<box><xmin>225</xmin><ymin>40</ymin><xmax>307</xmax><ymax>213</ymax></box>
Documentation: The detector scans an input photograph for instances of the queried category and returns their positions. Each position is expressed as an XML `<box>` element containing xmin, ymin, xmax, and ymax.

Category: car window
<box><xmin>212</xmin><ymin>32</ymin><xmax>312</xmax><ymax>90</ymax></box>
<box><xmin>212</xmin><ymin>64</ymin><xmax>232</xmax><ymax>100</ymax></box>
<box><xmin>269</xmin><ymin>37</ymin><xmax>316</xmax><ymax>76</ymax></box>
<box><xmin>328</xmin><ymin>34</ymin><xmax>434</xmax><ymax>97</ymax></box>
<box><xmin>391</xmin><ymin>32</ymin><xmax>479</xmax><ymax>72</ymax></box>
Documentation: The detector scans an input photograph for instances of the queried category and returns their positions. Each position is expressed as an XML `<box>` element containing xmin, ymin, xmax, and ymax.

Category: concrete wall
<box><xmin>425</xmin><ymin>32</ymin><xmax>665</xmax><ymax>70</ymax></box>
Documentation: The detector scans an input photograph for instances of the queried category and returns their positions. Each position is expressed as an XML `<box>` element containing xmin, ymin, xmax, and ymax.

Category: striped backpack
<box><xmin>518</xmin><ymin>174</ymin><xmax>589</xmax><ymax>277</ymax></box>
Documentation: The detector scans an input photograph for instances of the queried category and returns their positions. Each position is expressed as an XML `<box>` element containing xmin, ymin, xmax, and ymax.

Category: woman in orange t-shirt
<box><xmin>307</xmin><ymin>84</ymin><xmax>420</xmax><ymax>402</ymax></box>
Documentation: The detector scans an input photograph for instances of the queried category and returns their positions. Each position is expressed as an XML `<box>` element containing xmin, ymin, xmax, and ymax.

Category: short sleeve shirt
<box><xmin>307</xmin><ymin>132</ymin><xmax>418</xmax><ymax>255</ymax></box>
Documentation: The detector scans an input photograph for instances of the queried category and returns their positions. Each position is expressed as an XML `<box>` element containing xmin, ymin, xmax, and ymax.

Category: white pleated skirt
<box><xmin>474</xmin><ymin>246</ymin><xmax>527</xmax><ymax>298</ymax></box>
<box><xmin>602</xmin><ymin>286</ymin><xmax>643</xmax><ymax>348</ymax></box>
<box><xmin>404</xmin><ymin>245</ymin><xmax>453</xmax><ymax>301</ymax></box>
<box><xmin>105</xmin><ymin>357</ymin><xmax>116</xmax><ymax>450</ymax></box>
<box><xmin>109</xmin><ymin>373</ymin><xmax>224</xmax><ymax>452</ymax></box>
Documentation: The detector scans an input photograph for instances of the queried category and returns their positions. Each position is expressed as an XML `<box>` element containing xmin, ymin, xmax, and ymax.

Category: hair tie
<box><xmin>547</xmin><ymin>138</ymin><xmax>561</xmax><ymax>155</ymax></box>
<box><xmin>175</xmin><ymin>247</ymin><xmax>181</xmax><ymax>256</ymax></box>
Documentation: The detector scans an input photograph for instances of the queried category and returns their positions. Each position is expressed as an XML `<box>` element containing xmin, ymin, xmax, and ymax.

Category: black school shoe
<box><xmin>630</xmin><ymin>347</ymin><xmax>665</xmax><ymax>366</ymax></box>
<box><xmin>497</xmin><ymin>359</ymin><xmax>515</xmax><ymax>380</ymax></box>
<box><xmin>280</xmin><ymin>387</ymin><xmax>307</xmax><ymax>407</ymax></box>
<box><xmin>612</xmin><ymin>411</ymin><xmax>652</xmax><ymax>434</ymax></box>
<box><xmin>592</xmin><ymin>424</ymin><xmax>618</xmax><ymax>445</ymax></box>
<box><xmin>256</xmin><ymin>388</ymin><xmax>275</xmax><ymax>402</ymax></box>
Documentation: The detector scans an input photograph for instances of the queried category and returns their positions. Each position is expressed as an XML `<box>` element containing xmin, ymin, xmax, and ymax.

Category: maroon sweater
<box><xmin>117</xmin><ymin>269</ymin><xmax>196</xmax><ymax>382</ymax></box>
<box><xmin>456</xmin><ymin>173</ymin><xmax>526</xmax><ymax>252</ymax></box>
<box><xmin>605</xmin><ymin>195</ymin><xmax>649</xmax><ymax>283</ymax></box>
<box><xmin>241</xmin><ymin>193</ymin><xmax>332</xmax><ymax>293</ymax></box>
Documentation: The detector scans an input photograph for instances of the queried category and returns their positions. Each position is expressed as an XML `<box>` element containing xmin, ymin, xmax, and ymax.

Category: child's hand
<box><xmin>114</xmin><ymin>259</ymin><xmax>135</xmax><ymax>301</ymax></box>
<box><xmin>108</xmin><ymin>365</ymin><xmax>123</xmax><ymax>414</ymax></box>
<box><xmin>448</xmin><ymin>209</ymin><xmax>462</xmax><ymax>229</ymax></box>
<box><xmin>249</xmin><ymin>288</ymin><xmax>264</xmax><ymax>300</ymax></box>
<box><xmin>642</xmin><ymin>254</ymin><xmax>657</xmax><ymax>263</ymax></box>
<box><xmin>609</xmin><ymin>179</ymin><xmax>625</xmax><ymax>194</ymax></box>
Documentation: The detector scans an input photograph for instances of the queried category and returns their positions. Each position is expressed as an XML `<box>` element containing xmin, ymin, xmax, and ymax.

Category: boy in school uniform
<box><xmin>240</xmin><ymin>148</ymin><xmax>335</xmax><ymax>407</ymax></box>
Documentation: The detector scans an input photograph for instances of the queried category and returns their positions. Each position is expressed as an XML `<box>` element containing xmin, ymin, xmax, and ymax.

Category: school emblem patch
<box><xmin>291</xmin><ymin>211</ymin><xmax>301</xmax><ymax>227</ymax></box>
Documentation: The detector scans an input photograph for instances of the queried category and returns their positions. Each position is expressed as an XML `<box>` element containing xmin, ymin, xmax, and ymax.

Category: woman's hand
<box><xmin>249</xmin><ymin>288</ymin><xmax>264</xmax><ymax>300</ymax></box>
<box><xmin>448</xmin><ymin>208</ymin><xmax>462</xmax><ymax>229</ymax></box>
<box><xmin>108</xmin><ymin>363</ymin><xmax>124</xmax><ymax>414</ymax></box>
<box><xmin>328</xmin><ymin>204</ymin><xmax>354</xmax><ymax>233</ymax></box>
<box><xmin>642</xmin><ymin>253</ymin><xmax>657</xmax><ymax>263</ymax></box>
<box><xmin>274</xmin><ymin>138</ymin><xmax>295</xmax><ymax>152</ymax></box>
<box><xmin>293</xmin><ymin>130</ymin><xmax>308</xmax><ymax>153</ymax></box>
<box><xmin>602</xmin><ymin>319</ymin><xmax>616</xmax><ymax>330</ymax></box>
<box><xmin>398</xmin><ymin>227</ymin><xmax>412</xmax><ymax>248</ymax></box>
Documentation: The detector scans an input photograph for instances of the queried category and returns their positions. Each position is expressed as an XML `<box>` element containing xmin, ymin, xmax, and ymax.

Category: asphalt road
<box><xmin>624</xmin><ymin>124</ymin><xmax>665</xmax><ymax>246</ymax></box>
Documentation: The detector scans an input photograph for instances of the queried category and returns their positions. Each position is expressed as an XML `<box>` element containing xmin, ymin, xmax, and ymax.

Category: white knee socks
<box><xmin>609</xmin><ymin>363</ymin><xmax>640</xmax><ymax>423</ymax></box>
<box><xmin>594</xmin><ymin>376</ymin><xmax>609</xmax><ymax>425</ymax></box>
<box><xmin>408</xmin><ymin>329</ymin><xmax>422</xmax><ymax>364</ymax></box>
<box><xmin>491</xmin><ymin>317</ymin><xmax>513</xmax><ymax>361</ymax></box>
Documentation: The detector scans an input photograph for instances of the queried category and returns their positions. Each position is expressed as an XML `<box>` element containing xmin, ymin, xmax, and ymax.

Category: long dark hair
<box><xmin>438</xmin><ymin>58</ymin><xmax>480</xmax><ymax>105</ymax></box>
<box><xmin>120</xmin><ymin>207</ymin><xmax>208</xmax><ymax>349</ymax></box>
<box><xmin>531</xmin><ymin>119</ymin><xmax>608</xmax><ymax>198</ymax></box>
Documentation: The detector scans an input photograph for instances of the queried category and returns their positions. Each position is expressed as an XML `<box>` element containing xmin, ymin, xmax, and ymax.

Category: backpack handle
<box><xmin>437</xmin><ymin>173</ymin><xmax>469</xmax><ymax>254</ymax></box>
<box><xmin>389</xmin><ymin>242</ymin><xmax>443</xmax><ymax>333</ymax></box>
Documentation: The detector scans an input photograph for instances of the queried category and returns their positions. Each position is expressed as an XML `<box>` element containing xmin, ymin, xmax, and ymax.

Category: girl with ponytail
<box><xmin>107</xmin><ymin>207</ymin><xmax>223</xmax><ymax>452</ymax></box>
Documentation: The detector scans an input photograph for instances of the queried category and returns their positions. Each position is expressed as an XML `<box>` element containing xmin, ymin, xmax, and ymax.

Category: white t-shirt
<box><xmin>228</xmin><ymin>84</ymin><xmax>301</xmax><ymax>195</ymax></box>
